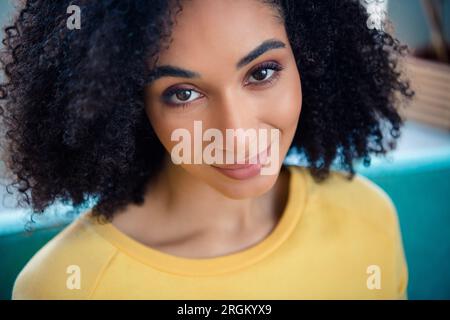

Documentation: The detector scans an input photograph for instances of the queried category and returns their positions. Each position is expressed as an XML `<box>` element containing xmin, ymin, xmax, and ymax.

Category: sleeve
<box><xmin>390</xmin><ymin>201</ymin><xmax>409</xmax><ymax>300</ymax></box>
<box><xmin>348</xmin><ymin>173</ymin><xmax>409</xmax><ymax>299</ymax></box>
<box><xmin>11</xmin><ymin>219</ymin><xmax>118</xmax><ymax>300</ymax></box>
<box><xmin>363</xmin><ymin>174</ymin><xmax>409</xmax><ymax>300</ymax></box>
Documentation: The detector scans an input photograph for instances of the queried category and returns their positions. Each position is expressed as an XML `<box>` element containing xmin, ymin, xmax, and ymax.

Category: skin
<box><xmin>111</xmin><ymin>0</ymin><xmax>303</xmax><ymax>258</ymax></box>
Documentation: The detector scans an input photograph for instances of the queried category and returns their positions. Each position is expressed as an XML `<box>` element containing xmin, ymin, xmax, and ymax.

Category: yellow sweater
<box><xmin>12</xmin><ymin>165</ymin><xmax>408</xmax><ymax>299</ymax></box>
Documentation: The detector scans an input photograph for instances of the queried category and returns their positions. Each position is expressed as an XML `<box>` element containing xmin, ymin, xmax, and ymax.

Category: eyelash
<box><xmin>161</xmin><ymin>61</ymin><xmax>284</xmax><ymax>109</ymax></box>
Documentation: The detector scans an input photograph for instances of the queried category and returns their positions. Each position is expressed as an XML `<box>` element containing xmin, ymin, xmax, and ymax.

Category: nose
<box><xmin>215</xmin><ymin>88</ymin><xmax>244</xmax><ymax>130</ymax></box>
<box><xmin>212</xmin><ymin>89</ymin><xmax>258</xmax><ymax>160</ymax></box>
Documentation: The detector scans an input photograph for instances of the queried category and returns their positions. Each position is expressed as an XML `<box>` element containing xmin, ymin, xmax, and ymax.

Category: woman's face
<box><xmin>144</xmin><ymin>0</ymin><xmax>302</xmax><ymax>199</ymax></box>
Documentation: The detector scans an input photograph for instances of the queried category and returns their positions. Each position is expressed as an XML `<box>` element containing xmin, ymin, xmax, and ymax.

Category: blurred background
<box><xmin>0</xmin><ymin>0</ymin><xmax>449</xmax><ymax>300</ymax></box>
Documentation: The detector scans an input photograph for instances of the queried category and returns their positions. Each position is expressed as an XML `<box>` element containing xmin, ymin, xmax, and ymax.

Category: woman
<box><xmin>1</xmin><ymin>0</ymin><xmax>412</xmax><ymax>299</ymax></box>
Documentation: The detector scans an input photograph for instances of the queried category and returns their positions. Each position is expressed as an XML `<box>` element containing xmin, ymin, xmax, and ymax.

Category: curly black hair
<box><xmin>0</xmin><ymin>0</ymin><xmax>414</xmax><ymax>221</ymax></box>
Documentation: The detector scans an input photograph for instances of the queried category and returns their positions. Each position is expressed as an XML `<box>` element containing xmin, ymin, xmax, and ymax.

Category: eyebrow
<box><xmin>146</xmin><ymin>38</ymin><xmax>286</xmax><ymax>83</ymax></box>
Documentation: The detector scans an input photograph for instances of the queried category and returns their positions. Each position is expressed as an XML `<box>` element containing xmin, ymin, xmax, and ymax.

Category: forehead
<box><xmin>156</xmin><ymin>0</ymin><xmax>286</xmax><ymax>67</ymax></box>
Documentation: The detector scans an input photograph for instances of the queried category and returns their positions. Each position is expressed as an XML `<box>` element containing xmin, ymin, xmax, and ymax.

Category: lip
<box><xmin>211</xmin><ymin>145</ymin><xmax>271</xmax><ymax>180</ymax></box>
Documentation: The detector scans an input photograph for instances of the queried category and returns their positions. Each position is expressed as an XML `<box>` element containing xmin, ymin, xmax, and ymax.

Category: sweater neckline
<box><xmin>81</xmin><ymin>165</ymin><xmax>308</xmax><ymax>276</ymax></box>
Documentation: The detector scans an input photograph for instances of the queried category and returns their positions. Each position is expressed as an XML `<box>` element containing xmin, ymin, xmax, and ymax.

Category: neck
<box><xmin>113</xmin><ymin>157</ymin><xmax>289</xmax><ymax>242</ymax></box>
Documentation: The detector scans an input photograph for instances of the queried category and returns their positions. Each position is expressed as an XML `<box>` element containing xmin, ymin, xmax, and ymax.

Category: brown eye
<box><xmin>161</xmin><ymin>87</ymin><xmax>203</xmax><ymax>107</ymax></box>
<box><xmin>253</xmin><ymin>69</ymin><xmax>270</xmax><ymax>81</ymax></box>
<box><xmin>247</xmin><ymin>61</ymin><xmax>284</xmax><ymax>85</ymax></box>
<box><xmin>175</xmin><ymin>89</ymin><xmax>192</xmax><ymax>101</ymax></box>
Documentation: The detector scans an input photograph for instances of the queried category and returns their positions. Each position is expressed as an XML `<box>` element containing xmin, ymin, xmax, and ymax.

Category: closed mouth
<box><xmin>211</xmin><ymin>145</ymin><xmax>271</xmax><ymax>170</ymax></box>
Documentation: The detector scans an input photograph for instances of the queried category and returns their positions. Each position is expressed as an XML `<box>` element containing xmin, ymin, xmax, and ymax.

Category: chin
<box><xmin>208</xmin><ymin>166</ymin><xmax>281</xmax><ymax>199</ymax></box>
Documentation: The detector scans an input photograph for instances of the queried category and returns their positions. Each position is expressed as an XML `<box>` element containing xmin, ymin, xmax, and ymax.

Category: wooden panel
<box><xmin>403</xmin><ymin>56</ymin><xmax>450</xmax><ymax>131</ymax></box>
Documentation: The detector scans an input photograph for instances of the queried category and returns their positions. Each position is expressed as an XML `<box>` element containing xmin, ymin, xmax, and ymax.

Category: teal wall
<box><xmin>0</xmin><ymin>1</ymin><xmax>15</xmax><ymax>31</ymax></box>
<box><xmin>388</xmin><ymin>0</ymin><xmax>450</xmax><ymax>49</ymax></box>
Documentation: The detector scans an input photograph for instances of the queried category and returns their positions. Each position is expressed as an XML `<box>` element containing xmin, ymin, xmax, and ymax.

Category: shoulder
<box><xmin>289</xmin><ymin>165</ymin><xmax>408</xmax><ymax>298</ymax></box>
<box><xmin>291</xmin><ymin>165</ymin><xmax>400</xmax><ymax>239</ymax></box>
<box><xmin>12</xmin><ymin>211</ymin><xmax>117</xmax><ymax>300</ymax></box>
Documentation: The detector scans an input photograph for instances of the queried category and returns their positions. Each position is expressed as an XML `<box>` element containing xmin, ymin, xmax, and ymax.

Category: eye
<box><xmin>246</xmin><ymin>61</ymin><xmax>284</xmax><ymax>86</ymax></box>
<box><xmin>161</xmin><ymin>87</ymin><xmax>203</xmax><ymax>108</ymax></box>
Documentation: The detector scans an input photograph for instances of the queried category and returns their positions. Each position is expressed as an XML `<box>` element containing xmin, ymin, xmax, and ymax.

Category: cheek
<box><xmin>144</xmin><ymin>88</ymin><xmax>183</xmax><ymax>153</ymax></box>
<box><xmin>152</xmin><ymin>120</ymin><xmax>193</xmax><ymax>155</ymax></box>
<box><xmin>145</xmin><ymin>106</ymin><xmax>183</xmax><ymax>153</ymax></box>
<box><xmin>264</xmin><ymin>72</ymin><xmax>302</xmax><ymax>134</ymax></box>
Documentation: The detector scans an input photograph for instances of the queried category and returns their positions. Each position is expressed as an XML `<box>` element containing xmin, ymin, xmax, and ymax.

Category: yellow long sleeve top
<box><xmin>12</xmin><ymin>165</ymin><xmax>408</xmax><ymax>299</ymax></box>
